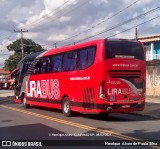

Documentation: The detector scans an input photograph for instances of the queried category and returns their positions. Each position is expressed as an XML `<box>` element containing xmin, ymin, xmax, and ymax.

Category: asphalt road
<box><xmin>0</xmin><ymin>90</ymin><xmax>159</xmax><ymax>149</ymax></box>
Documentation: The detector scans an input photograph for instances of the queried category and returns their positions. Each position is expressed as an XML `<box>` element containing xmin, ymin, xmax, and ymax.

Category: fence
<box><xmin>146</xmin><ymin>54</ymin><xmax>160</xmax><ymax>61</ymax></box>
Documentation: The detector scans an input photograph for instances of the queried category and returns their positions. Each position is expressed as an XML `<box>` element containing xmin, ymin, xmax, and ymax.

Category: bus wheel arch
<box><xmin>62</xmin><ymin>96</ymin><xmax>72</xmax><ymax>117</ymax></box>
<box><xmin>21</xmin><ymin>92</ymin><xmax>29</xmax><ymax>108</ymax></box>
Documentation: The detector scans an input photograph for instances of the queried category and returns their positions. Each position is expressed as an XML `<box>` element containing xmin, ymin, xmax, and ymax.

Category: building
<box><xmin>138</xmin><ymin>34</ymin><xmax>160</xmax><ymax>61</ymax></box>
<box><xmin>0</xmin><ymin>69</ymin><xmax>10</xmax><ymax>82</ymax></box>
<box><xmin>138</xmin><ymin>34</ymin><xmax>160</xmax><ymax>96</ymax></box>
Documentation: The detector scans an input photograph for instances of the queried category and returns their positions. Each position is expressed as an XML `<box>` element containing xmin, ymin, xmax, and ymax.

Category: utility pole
<box><xmin>135</xmin><ymin>28</ymin><xmax>138</xmax><ymax>40</ymax></box>
<box><xmin>14</xmin><ymin>29</ymin><xmax>28</xmax><ymax>57</ymax></box>
<box><xmin>54</xmin><ymin>42</ymin><xmax>57</xmax><ymax>48</ymax></box>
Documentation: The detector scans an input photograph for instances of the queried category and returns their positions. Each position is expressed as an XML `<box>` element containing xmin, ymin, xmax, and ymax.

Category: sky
<box><xmin>0</xmin><ymin>0</ymin><xmax>160</xmax><ymax>68</ymax></box>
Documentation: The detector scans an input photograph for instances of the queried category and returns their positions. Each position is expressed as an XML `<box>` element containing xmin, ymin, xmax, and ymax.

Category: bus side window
<box><xmin>46</xmin><ymin>58</ymin><xmax>51</xmax><ymax>73</ymax></box>
<box><xmin>79</xmin><ymin>46</ymin><xmax>96</xmax><ymax>70</ymax></box>
<box><xmin>80</xmin><ymin>49</ymin><xmax>87</xmax><ymax>70</ymax></box>
<box><xmin>32</xmin><ymin>60</ymin><xmax>41</xmax><ymax>74</ymax></box>
<box><xmin>52</xmin><ymin>54</ymin><xmax>63</xmax><ymax>72</ymax></box>
<box><xmin>21</xmin><ymin>61</ymin><xmax>30</xmax><ymax>76</ymax></box>
<box><xmin>63</xmin><ymin>51</ymin><xmax>77</xmax><ymax>71</ymax></box>
<box><xmin>87</xmin><ymin>46</ymin><xmax>96</xmax><ymax>67</ymax></box>
<box><xmin>20</xmin><ymin>61</ymin><xmax>31</xmax><ymax>82</ymax></box>
<box><xmin>40</xmin><ymin>58</ymin><xmax>47</xmax><ymax>73</ymax></box>
<box><xmin>40</xmin><ymin>57</ymin><xmax>51</xmax><ymax>73</ymax></box>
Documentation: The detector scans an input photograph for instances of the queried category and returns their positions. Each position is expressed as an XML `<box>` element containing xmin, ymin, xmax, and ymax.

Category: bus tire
<box><xmin>62</xmin><ymin>97</ymin><xmax>72</xmax><ymax>117</ymax></box>
<box><xmin>22</xmin><ymin>96</ymin><xmax>30</xmax><ymax>108</ymax></box>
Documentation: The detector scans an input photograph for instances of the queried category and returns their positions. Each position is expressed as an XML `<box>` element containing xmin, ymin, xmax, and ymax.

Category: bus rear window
<box><xmin>105</xmin><ymin>40</ymin><xmax>144</xmax><ymax>60</ymax></box>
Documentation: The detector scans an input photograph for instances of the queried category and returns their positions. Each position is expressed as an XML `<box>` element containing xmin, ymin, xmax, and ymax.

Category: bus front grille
<box><xmin>109</xmin><ymin>70</ymin><xmax>141</xmax><ymax>78</ymax></box>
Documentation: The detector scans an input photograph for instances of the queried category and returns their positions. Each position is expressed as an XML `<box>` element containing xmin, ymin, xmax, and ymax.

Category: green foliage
<box><xmin>4</xmin><ymin>53</ymin><xmax>21</xmax><ymax>71</ymax></box>
<box><xmin>7</xmin><ymin>38</ymin><xmax>43</xmax><ymax>54</ymax></box>
<box><xmin>4</xmin><ymin>38</ymin><xmax>44</xmax><ymax>71</ymax></box>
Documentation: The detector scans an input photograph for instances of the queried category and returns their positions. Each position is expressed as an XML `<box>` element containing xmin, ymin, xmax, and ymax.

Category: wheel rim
<box><xmin>64</xmin><ymin>101</ymin><xmax>69</xmax><ymax>113</ymax></box>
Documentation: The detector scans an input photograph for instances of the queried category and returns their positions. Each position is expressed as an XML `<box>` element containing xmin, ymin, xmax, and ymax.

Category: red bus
<box><xmin>15</xmin><ymin>38</ymin><xmax>146</xmax><ymax>116</ymax></box>
<box><xmin>13</xmin><ymin>51</ymin><xmax>45</xmax><ymax>98</ymax></box>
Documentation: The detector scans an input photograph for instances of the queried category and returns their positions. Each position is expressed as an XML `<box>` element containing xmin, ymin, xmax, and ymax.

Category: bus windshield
<box><xmin>105</xmin><ymin>39</ymin><xmax>144</xmax><ymax>60</ymax></box>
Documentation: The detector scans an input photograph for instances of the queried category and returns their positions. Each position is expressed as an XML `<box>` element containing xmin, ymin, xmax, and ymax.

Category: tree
<box><xmin>4</xmin><ymin>53</ymin><xmax>21</xmax><ymax>71</ymax></box>
<box><xmin>4</xmin><ymin>38</ymin><xmax>44</xmax><ymax>71</ymax></box>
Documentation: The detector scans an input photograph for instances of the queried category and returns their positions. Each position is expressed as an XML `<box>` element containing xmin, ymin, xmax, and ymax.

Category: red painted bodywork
<box><xmin>15</xmin><ymin>39</ymin><xmax>146</xmax><ymax>114</ymax></box>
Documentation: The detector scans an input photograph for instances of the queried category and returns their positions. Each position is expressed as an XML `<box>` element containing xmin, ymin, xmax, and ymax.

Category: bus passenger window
<box><xmin>40</xmin><ymin>59</ymin><xmax>47</xmax><ymax>73</ymax></box>
<box><xmin>88</xmin><ymin>46</ymin><xmax>96</xmax><ymax>67</ymax></box>
<box><xmin>80</xmin><ymin>49</ymin><xmax>87</xmax><ymax>70</ymax></box>
<box><xmin>46</xmin><ymin>58</ymin><xmax>51</xmax><ymax>73</ymax></box>
<box><xmin>20</xmin><ymin>61</ymin><xmax>32</xmax><ymax>81</ymax></box>
<box><xmin>63</xmin><ymin>51</ymin><xmax>77</xmax><ymax>71</ymax></box>
<box><xmin>52</xmin><ymin>54</ymin><xmax>63</xmax><ymax>72</ymax></box>
<box><xmin>32</xmin><ymin>60</ymin><xmax>40</xmax><ymax>74</ymax></box>
<box><xmin>40</xmin><ymin>57</ymin><xmax>51</xmax><ymax>73</ymax></box>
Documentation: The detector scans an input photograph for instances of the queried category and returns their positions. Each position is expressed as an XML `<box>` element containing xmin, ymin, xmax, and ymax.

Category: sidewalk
<box><xmin>0</xmin><ymin>91</ymin><xmax>159</xmax><ymax>119</ymax></box>
<box><xmin>0</xmin><ymin>90</ymin><xmax>14</xmax><ymax>97</ymax></box>
<box><xmin>146</xmin><ymin>96</ymin><xmax>160</xmax><ymax>103</ymax></box>
<box><xmin>135</xmin><ymin>96</ymin><xmax>160</xmax><ymax>119</ymax></box>
<box><xmin>0</xmin><ymin>91</ymin><xmax>159</xmax><ymax>102</ymax></box>
<box><xmin>0</xmin><ymin>92</ymin><xmax>159</xmax><ymax>103</ymax></box>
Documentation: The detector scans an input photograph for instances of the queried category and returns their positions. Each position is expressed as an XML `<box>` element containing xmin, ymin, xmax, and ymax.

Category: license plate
<box><xmin>122</xmin><ymin>105</ymin><xmax>130</xmax><ymax>108</ymax></box>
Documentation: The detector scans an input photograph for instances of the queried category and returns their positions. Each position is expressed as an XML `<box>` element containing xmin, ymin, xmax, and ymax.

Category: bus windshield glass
<box><xmin>105</xmin><ymin>39</ymin><xmax>144</xmax><ymax>60</ymax></box>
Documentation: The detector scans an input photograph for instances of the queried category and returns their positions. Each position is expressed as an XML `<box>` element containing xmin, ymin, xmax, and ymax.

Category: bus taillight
<box><xmin>99</xmin><ymin>81</ymin><xmax>107</xmax><ymax>100</ymax></box>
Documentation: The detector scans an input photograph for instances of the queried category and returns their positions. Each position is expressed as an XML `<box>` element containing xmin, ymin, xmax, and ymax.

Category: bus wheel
<box><xmin>62</xmin><ymin>97</ymin><xmax>72</xmax><ymax>117</ymax></box>
<box><xmin>22</xmin><ymin>96</ymin><xmax>29</xmax><ymax>108</ymax></box>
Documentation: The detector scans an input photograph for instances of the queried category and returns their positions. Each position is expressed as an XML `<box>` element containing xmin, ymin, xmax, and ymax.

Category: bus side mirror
<box><xmin>33</xmin><ymin>68</ymin><xmax>39</xmax><ymax>74</ymax></box>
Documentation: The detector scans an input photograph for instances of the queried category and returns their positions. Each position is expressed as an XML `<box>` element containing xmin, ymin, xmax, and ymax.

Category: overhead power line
<box><xmin>107</xmin><ymin>16</ymin><xmax>160</xmax><ymax>39</ymax></box>
<box><xmin>40</xmin><ymin>6</ymin><xmax>160</xmax><ymax>49</ymax></box>
<box><xmin>66</xmin><ymin>6</ymin><xmax>160</xmax><ymax>44</ymax></box>
<box><xmin>23</xmin><ymin>44</ymin><xmax>41</xmax><ymax>47</ymax></box>
<box><xmin>23</xmin><ymin>0</ymin><xmax>72</xmax><ymax>29</ymax></box>
<box><xmin>35</xmin><ymin>13</ymin><xmax>159</xmax><ymax>49</ymax></box>
<box><xmin>25</xmin><ymin>0</ymin><xmax>91</xmax><ymax>30</ymax></box>
<box><xmin>36</xmin><ymin>0</ymin><xmax>91</xmax><ymax>29</ymax></box>
<box><xmin>63</xmin><ymin>15</ymin><xmax>159</xmax><ymax>46</ymax></box>
<box><xmin>57</xmin><ymin>0</ymin><xmax>141</xmax><ymax>44</ymax></box>
<box><xmin>7</xmin><ymin>0</ymin><xmax>140</xmax><ymax>49</ymax></box>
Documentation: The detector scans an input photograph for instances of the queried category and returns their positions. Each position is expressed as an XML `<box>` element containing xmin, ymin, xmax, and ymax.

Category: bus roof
<box><xmin>42</xmin><ymin>38</ymin><xmax>142</xmax><ymax>58</ymax></box>
<box><xmin>42</xmin><ymin>39</ymin><xmax>104</xmax><ymax>57</ymax></box>
<box><xmin>17</xmin><ymin>50</ymin><xmax>45</xmax><ymax>68</ymax></box>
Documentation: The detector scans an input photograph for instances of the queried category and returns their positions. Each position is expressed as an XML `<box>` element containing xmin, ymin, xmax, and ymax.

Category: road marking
<box><xmin>0</xmin><ymin>105</ymin><xmax>159</xmax><ymax>148</ymax></box>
